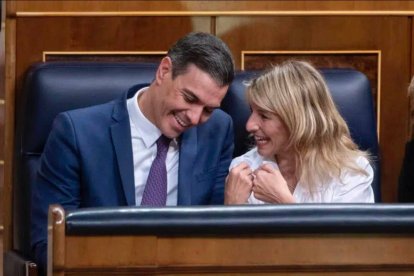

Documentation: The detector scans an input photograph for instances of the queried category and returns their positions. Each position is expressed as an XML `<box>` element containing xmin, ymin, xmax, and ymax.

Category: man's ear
<box><xmin>155</xmin><ymin>56</ymin><xmax>172</xmax><ymax>85</ymax></box>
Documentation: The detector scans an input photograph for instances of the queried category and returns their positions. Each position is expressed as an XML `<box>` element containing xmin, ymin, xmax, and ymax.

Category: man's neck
<box><xmin>137</xmin><ymin>85</ymin><xmax>155</xmax><ymax>125</ymax></box>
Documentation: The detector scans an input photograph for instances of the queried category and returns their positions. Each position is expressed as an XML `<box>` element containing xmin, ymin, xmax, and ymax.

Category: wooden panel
<box><xmin>44</xmin><ymin>52</ymin><xmax>166</xmax><ymax>63</ymax></box>
<box><xmin>0</xmin><ymin>232</ymin><xmax>2</xmax><ymax>276</ymax></box>
<box><xmin>65</xmin><ymin>236</ymin><xmax>157</xmax><ymax>268</ymax></box>
<box><xmin>0</xmin><ymin>163</ymin><xmax>4</xmax><ymax>276</ymax></box>
<box><xmin>0</xmin><ymin>19</ymin><xmax>5</xmax><ymax>99</ymax></box>
<box><xmin>59</xmin><ymin>272</ymin><xmax>414</xmax><ymax>276</ymax></box>
<box><xmin>15</xmin><ymin>16</ymin><xmax>209</xmax><ymax>94</ymax></box>
<box><xmin>10</xmin><ymin>1</ymin><xmax>414</xmax><ymax>13</ymax></box>
<box><xmin>0</xmin><ymin>102</ymin><xmax>3</xmax><ymax>231</ymax></box>
<box><xmin>48</xmin><ymin>207</ymin><xmax>414</xmax><ymax>275</ymax></box>
<box><xmin>57</xmin><ymin>234</ymin><xmax>414</xmax><ymax>275</ymax></box>
<box><xmin>410</xmin><ymin>16</ymin><xmax>414</xmax><ymax>140</ymax></box>
<box><xmin>217</xmin><ymin>16</ymin><xmax>410</xmax><ymax>202</ymax></box>
<box><xmin>0</xmin><ymin>164</ymin><xmax>3</xmax><ymax>227</ymax></box>
<box><xmin>157</xmin><ymin>235</ymin><xmax>414</xmax><ymax>266</ymax></box>
<box><xmin>0</xmin><ymin>102</ymin><xmax>4</xmax><ymax>160</ymax></box>
<box><xmin>0</xmin><ymin>4</ymin><xmax>5</xmax><ymax>256</ymax></box>
<box><xmin>3</xmin><ymin>12</ymin><xmax>16</xmax><ymax>252</ymax></box>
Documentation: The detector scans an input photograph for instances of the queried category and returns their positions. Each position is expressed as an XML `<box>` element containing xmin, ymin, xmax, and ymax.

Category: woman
<box><xmin>398</xmin><ymin>75</ymin><xmax>414</xmax><ymax>202</ymax></box>
<box><xmin>225</xmin><ymin>60</ymin><xmax>374</xmax><ymax>204</ymax></box>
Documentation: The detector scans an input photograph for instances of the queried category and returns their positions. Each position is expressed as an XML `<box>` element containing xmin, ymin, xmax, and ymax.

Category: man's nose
<box><xmin>188</xmin><ymin>107</ymin><xmax>204</xmax><ymax>125</ymax></box>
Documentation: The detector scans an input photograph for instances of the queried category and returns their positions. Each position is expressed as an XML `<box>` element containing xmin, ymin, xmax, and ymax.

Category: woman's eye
<box><xmin>260</xmin><ymin>113</ymin><xmax>269</xmax><ymax>120</ymax></box>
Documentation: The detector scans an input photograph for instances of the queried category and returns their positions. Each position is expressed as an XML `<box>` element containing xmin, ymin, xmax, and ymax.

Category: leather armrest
<box><xmin>66</xmin><ymin>204</ymin><xmax>414</xmax><ymax>236</ymax></box>
<box><xmin>3</xmin><ymin>250</ymin><xmax>37</xmax><ymax>276</ymax></box>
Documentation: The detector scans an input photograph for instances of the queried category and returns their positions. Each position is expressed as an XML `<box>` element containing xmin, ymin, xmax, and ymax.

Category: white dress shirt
<box><xmin>127</xmin><ymin>87</ymin><xmax>179</xmax><ymax>206</ymax></box>
<box><xmin>230</xmin><ymin>147</ymin><xmax>375</xmax><ymax>203</ymax></box>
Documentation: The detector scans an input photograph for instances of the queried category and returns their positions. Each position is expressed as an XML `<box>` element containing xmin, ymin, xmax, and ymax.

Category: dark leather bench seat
<box><xmin>65</xmin><ymin>204</ymin><xmax>414</xmax><ymax>236</ymax></box>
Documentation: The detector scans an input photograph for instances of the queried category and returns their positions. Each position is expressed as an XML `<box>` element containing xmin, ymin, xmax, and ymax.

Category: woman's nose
<box><xmin>246</xmin><ymin>115</ymin><xmax>259</xmax><ymax>132</ymax></box>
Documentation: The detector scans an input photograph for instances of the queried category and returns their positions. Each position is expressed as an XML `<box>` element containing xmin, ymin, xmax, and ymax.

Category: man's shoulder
<box><xmin>64</xmin><ymin>98</ymin><xmax>121</xmax><ymax>121</ymax></box>
<box><xmin>190</xmin><ymin>109</ymin><xmax>233</xmax><ymax>141</ymax></box>
<box><xmin>203</xmin><ymin>109</ymin><xmax>232</xmax><ymax>126</ymax></box>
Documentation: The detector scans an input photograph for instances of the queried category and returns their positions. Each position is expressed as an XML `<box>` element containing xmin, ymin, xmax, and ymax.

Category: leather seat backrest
<box><xmin>15</xmin><ymin>62</ymin><xmax>158</xmax><ymax>256</ymax></box>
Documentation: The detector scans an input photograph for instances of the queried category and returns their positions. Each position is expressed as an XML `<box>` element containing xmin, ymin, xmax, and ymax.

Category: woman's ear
<box><xmin>155</xmin><ymin>56</ymin><xmax>172</xmax><ymax>85</ymax></box>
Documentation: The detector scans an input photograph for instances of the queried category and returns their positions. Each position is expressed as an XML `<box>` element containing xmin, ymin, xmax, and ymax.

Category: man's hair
<box><xmin>246</xmin><ymin>60</ymin><xmax>369</xmax><ymax>191</ymax></box>
<box><xmin>167</xmin><ymin>32</ymin><xmax>234</xmax><ymax>87</ymax></box>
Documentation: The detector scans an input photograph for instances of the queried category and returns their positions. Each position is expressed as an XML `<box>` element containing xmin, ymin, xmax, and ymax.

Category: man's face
<box><xmin>152</xmin><ymin>57</ymin><xmax>228</xmax><ymax>138</ymax></box>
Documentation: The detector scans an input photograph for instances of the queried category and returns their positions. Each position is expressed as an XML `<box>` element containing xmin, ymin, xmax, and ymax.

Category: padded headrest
<box><xmin>65</xmin><ymin>204</ymin><xmax>413</xmax><ymax>236</ymax></box>
<box><xmin>16</xmin><ymin>62</ymin><xmax>159</xmax><ymax>254</ymax></box>
<box><xmin>323</xmin><ymin>69</ymin><xmax>380</xmax><ymax>202</ymax></box>
<box><xmin>221</xmin><ymin>71</ymin><xmax>260</xmax><ymax>157</ymax></box>
<box><xmin>321</xmin><ymin>69</ymin><xmax>378</xmax><ymax>155</ymax></box>
<box><xmin>22</xmin><ymin>62</ymin><xmax>158</xmax><ymax>154</ymax></box>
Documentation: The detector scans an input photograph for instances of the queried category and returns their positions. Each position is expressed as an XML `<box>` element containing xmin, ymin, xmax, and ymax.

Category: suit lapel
<box><xmin>178</xmin><ymin>128</ymin><xmax>197</xmax><ymax>205</ymax></box>
<box><xmin>111</xmin><ymin>99</ymin><xmax>135</xmax><ymax>206</ymax></box>
<box><xmin>110</xmin><ymin>84</ymin><xmax>148</xmax><ymax>206</ymax></box>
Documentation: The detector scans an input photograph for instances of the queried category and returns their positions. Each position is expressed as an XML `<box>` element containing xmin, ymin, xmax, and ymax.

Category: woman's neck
<box><xmin>275</xmin><ymin>153</ymin><xmax>298</xmax><ymax>193</ymax></box>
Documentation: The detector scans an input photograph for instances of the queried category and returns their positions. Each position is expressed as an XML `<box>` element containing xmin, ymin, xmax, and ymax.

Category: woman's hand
<box><xmin>253</xmin><ymin>164</ymin><xmax>295</xmax><ymax>203</ymax></box>
<box><xmin>224</xmin><ymin>162</ymin><xmax>254</xmax><ymax>204</ymax></box>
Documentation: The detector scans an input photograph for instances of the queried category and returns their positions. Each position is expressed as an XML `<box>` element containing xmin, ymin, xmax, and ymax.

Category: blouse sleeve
<box><xmin>332</xmin><ymin>156</ymin><xmax>375</xmax><ymax>203</ymax></box>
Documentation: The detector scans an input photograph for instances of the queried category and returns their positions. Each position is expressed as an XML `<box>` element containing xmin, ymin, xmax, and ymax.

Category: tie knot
<box><xmin>156</xmin><ymin>135</ymin><xmax>171</xmax><ymax>154</ymax></box>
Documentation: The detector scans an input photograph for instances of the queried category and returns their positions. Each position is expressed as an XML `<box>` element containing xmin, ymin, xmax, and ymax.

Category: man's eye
<box><xmin>204</xmin><ymin>108</ymin><xmax>214</xmax><ymax>115</ymax></box>
<box><xmin>183</xmin><ymin>96</ymin><xmax>191</xmax><ymax>103</ymax></box>
<box><xmin>183</xmin><ymin>93</ymin><xmax>196</xmax><ymax>103</ymax></box>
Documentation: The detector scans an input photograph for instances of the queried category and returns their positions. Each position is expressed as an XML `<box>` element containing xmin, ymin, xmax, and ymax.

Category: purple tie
<box><xmin>141</xmin><ymin>135</ymin><xmax>171</xmax><ymax>206</ymax></box>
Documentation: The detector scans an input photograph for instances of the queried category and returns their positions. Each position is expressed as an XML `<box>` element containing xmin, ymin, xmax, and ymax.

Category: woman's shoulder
<box><xmin>329</xmin><ymin>154</ymin><xmax>375</xmax><ymax>202</ymax></box>
<box><xmin>337</xmin><ymin>155</ymin><xmax>373</xmax><ymax>182</ymax></box>
<box><xmin>353</xmin><ymin>155</ymin><xmax>373</xmax><ymax>175</ymax></box>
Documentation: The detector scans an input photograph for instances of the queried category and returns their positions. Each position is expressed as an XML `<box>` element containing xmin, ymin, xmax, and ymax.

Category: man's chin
<box><xmin>162</xmin><ymin>127</ymin><xmax>183</xmax><ymax>139</ymax></box>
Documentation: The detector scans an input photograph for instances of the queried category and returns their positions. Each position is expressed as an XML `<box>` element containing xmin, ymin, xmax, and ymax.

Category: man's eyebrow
<box><xmin>182</xmin><ymin>88</ymin><xmax>198</xmax><ymax>102</ymax></box>
<box><xmin>182</xmin><ymin>88</ymin><xmax>220</xmax><ymax>109</ymax></box>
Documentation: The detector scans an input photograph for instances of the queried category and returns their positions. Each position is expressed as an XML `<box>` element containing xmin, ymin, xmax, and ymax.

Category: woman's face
<box><xmin>246</xmin><ymin>103</ymin><xmax>291</xmax><ymax>158</ymax></box>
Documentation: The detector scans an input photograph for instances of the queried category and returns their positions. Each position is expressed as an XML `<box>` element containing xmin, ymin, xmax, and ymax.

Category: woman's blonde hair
<box><xmin>246</xmin><ymin>60</ymin><xmax>369</xmax><ymax>190</ymax></box>
<box><xmin>409</xmin><ymin>76</ymin><xmax>414</xmax><ymax>97</ymax></box>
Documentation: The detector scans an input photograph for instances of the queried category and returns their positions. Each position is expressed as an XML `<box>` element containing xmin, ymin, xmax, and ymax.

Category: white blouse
<box><xmin>229</xmin><ymin>148</ymin><xmax>375</xmax><ymax>203</ymax></box>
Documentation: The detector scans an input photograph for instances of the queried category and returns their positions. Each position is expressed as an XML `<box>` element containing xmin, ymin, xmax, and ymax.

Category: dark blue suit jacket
<box><xmin>31</xmin><ymin>84</ymin><xmax>234</xmax><ymax>272</ymax></box>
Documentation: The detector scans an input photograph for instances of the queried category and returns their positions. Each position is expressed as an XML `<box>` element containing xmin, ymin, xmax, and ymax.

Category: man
<box><xmin>31</xmin><ymin>32</ymin><xmax>235</xmax><ymax>274</ymax></box>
